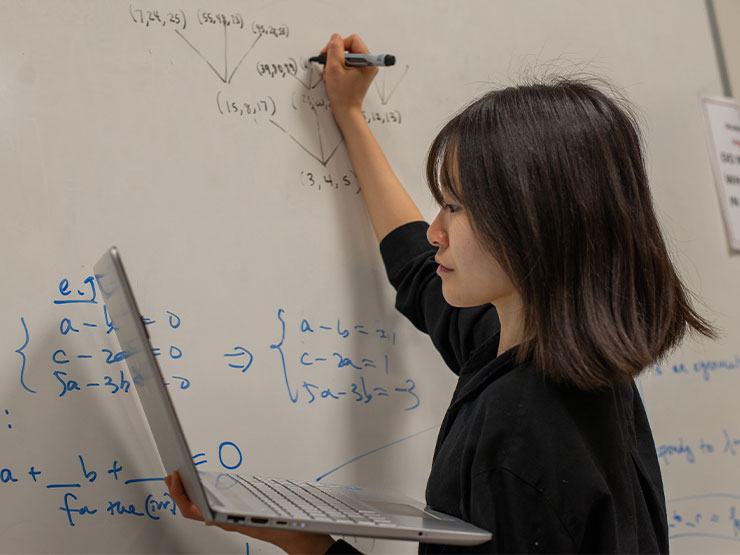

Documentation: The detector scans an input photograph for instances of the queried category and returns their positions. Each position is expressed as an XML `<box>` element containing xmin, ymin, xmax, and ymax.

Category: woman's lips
<box><xmin>435</xmin><ymin>258</ymin><xmax>453</xmax><ymax>274</ymax></box>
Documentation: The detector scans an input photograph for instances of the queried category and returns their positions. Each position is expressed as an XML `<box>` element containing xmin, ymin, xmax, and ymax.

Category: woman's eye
<box><xmin>444</xmin><ymin>203</ymin><xmax>460</xmax><ymax>213</ymax></box>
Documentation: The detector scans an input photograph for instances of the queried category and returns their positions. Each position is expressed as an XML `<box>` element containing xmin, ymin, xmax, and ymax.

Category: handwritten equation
<box><xmin>270</xmin><ymin>308</ymin><xmax>420</xmax><ymax>410</ymax></box>
<box><xmin>0</xmin><ymin>428</ymin><xmax>436</xmax><ymax>529</ymax></box>
<box><xmin>0</xmin><ymin>440</ymin><xmax>251</xmax><ymax>527</ymax></box>
<box><xmin>3</xmin><ymin>270</ymin><xmax>429</xmax><ymax>534</ymax></box>
<box><xmin>14</xmin><ymin>276</ymin><xmax>189</xmax><ymax>399</ymax></box>
<box><xmin>11</xmin><ymin>275</ymin><xmax>421</xmax><ymax>413</ymax></box>
<box><xmin>668</xmin><ymin>494</ymin><xmax>740</xmax><ymax>544</ymax></box>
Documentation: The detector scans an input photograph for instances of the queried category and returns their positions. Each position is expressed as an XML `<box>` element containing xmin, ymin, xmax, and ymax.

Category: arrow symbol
<box><xmin>224</xmin><ymin>347</ymin><xmax>254</xmax><ymax>372</ymax></box>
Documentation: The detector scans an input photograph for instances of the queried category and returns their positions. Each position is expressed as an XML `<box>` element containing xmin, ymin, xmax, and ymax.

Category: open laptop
<box><xmin>94</xmin><ymin>246</ymin><xmax>491</xmax><ymax>546</ymax></box>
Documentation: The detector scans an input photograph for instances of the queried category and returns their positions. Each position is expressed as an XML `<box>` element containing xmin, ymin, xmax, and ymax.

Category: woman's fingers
<box><xmin>166</xmin><ymin>471</ymin><xmax>205</xmax><ymax>522</ymax></box>
<box><xmin>343</xmin><ymin>33</ymin><xmax>370</xmax><ymax>54</ymax></box>
<box><xmin>319</xmin><ymin>33</ymin><xmax>371</xmax><ymax>57</ymax></box>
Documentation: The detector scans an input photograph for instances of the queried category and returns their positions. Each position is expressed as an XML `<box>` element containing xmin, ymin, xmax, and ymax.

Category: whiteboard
<box><xmin>1</xmin><ymin>1</ymin><xmax>738</xmax><ymax>553</ymax></box>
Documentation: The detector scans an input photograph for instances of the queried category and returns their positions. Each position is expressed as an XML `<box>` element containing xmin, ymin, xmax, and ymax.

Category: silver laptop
<box><xmin>94</xmin><ymin>246</ymin><xmax>491</xmax><ymax>546</ymax></box>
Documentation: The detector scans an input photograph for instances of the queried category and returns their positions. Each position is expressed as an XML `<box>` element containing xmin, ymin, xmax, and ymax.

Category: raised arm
<box><xmin>321</xmin><ymin>34</ymin><xmax>499</xmax><ymax>366</ymax></box>
<box><xmin>321</xmin><ymin>34</ymin><xmax>423</xmax><ymax>242</ymax></box>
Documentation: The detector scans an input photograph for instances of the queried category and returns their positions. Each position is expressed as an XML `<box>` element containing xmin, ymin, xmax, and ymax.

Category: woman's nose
<box><xmin>427</xmin><ymin>211</ymin><xmax>448</xmax><ymax>247</ymax></box>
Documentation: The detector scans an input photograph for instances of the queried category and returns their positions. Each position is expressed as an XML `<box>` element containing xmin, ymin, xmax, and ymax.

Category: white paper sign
<box><xmin>701</xmin><ymin>94</ymin><xmax>740</xmax><ymax>252</ymax></box>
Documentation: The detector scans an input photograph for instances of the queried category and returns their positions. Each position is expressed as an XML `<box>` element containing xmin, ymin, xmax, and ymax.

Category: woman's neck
<box><xmin>494</xmin><ymin>292</ymin><xmax>525</xmax><ymax>356</ymax></box>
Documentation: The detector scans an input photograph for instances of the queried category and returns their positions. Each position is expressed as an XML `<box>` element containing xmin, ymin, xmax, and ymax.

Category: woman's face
<box><xmin>427</xmin><ymin>190</ymin><xmax>518</xmax><ymax>310</ymax></box>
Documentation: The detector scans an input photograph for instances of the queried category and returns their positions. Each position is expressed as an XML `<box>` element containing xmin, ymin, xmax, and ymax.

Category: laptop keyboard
<box><xmin>230</xmin><ymin>474</ymin><xmax>396</xmax><ymax>526</ymax></box>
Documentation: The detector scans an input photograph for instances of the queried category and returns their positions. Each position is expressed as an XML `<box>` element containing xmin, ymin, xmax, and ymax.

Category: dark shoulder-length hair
<box><xmin>426</xmin><ymin>77</ymin><xmax>716</xmax><ymax>389</ymax></box>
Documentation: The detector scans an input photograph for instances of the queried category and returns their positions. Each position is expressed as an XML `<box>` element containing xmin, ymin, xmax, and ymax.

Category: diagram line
<box><xmin>310</xmin><ymin>67</ymin><xmax>323</xmax><ymax>89</ymax></box>
<box><xmin>175</xmin><ymin>29</ymin><xmax>226</xmax><ymax>82</ymax></box>
<box><xmin>384</xmin><ymin>65</ymin><xmax>409</xmax><ymax>105</ymax></box>
<box><xmin>224</xmin><ymin>23</ymin><xmax>228</xmax><ymax>83</ymax></box>
<box><xmin>228</xmin><ymin>34</ymin><xmax>262</xmax><ymax>83</ymax></box>
<box><xmin>291</xmin><ymin>68</ymin><xmax>323</xmax><ymax>91</ymax></box>
<box><xmin>315</xmin><ymin>425</ymin><xmax>440</xmax><ymax>482</ymax></box>
<box><xmin>290</xmin><ymin>73</ymin><xmax>310</xmax><ymax>90</ymax></box>
<box><xmin>313</xmin><ymin>109</ymin><xmax>324</xmax><ymax>162</ymax></box>
<box><xmin>323</xmin><ymin>137</ymin><xmax>344</xmax><ymax>166</ymax></box>
<box><xmin>373</xmin><ymin>80</ymin><xmax>386</xmax><ymax>105</ymax></box>
<box><xmin>269</xmin><ymin>119</ymin><xmax>326</xmax><ymax>166</ymax></box>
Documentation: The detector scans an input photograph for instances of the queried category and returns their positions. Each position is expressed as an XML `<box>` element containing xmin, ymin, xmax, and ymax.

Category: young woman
<box><xmin>166</xmin><ymin>34</ymin><xmax>715</xmax><ymax>553</ymax></box>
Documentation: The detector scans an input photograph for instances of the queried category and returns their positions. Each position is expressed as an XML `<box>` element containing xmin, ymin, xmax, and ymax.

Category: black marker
<box><xmin>309</xmin><ymin>53</ymin><xmax>396</xmax><ymax>67</ymax></box>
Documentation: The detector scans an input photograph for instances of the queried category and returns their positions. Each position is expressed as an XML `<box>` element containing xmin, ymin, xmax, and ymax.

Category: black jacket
<box><xmin>378</xmin><ymin>221</ymin><xmax>669</xmax><ymax>554</ymax></box>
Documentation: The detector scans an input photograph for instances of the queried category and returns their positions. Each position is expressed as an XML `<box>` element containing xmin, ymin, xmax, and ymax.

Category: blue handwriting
<box><xmin>300</xmin><ymin>317</ymin><xmax>396</xmax><ymax>345</ymax></box>
<box><xmin>225</xmin><ymin>347</ymin><xmax>254</xmax><ymax>372</ymax></box>
<box><xmin>657</xmin><ymin>428</ymin><xmax>740</xmax><ymax>466</ymax></box>
<box><xmin>59</xmin><ymin>492</ymin><xmax>97</xmax><ymax>527</ymax></box>
<box><xmin>652</xmin><ymin>355</ymin><xmax>740</xmax><ymax>383</ymax></box>
<box><xmin>15</xmin><ymin>317</ymin><xmax>35</xmax><ymax>393</ymax></box>
<box><xmin>54</xmin><ymin>277</ymin><xmax>97</xmax><ymax>305</ymax></box>
<box><xmin>668</xmin><ymin>493</ymin><xmax>740</xmax><ymax>543</ymax></box>
<box><xmin>272</xmin><ymin>308</ymin><xmax>416</xmax><ymax>409</ymax></box>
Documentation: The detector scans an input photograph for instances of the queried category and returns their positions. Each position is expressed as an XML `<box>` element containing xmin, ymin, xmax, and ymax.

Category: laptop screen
<box><xmin>94</xmin><ymin>247</ymin><xmax>214</xmax><ymax>520</ymax></box>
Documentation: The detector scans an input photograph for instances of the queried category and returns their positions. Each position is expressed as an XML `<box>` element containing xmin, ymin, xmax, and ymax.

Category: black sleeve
<box><xmin>379</xmin><ymin>221</ymin><xmax>500</xmax><ymax>373</ymax></box>
<box><xmin>419</xmin><ymin>468</ymin><xmax>574</xmax><ymax>555</ymax></box>
<box><xmin>469</xmin><ymin>468</ymin><xmax>575</xmax><ymax>554</ymax></box>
